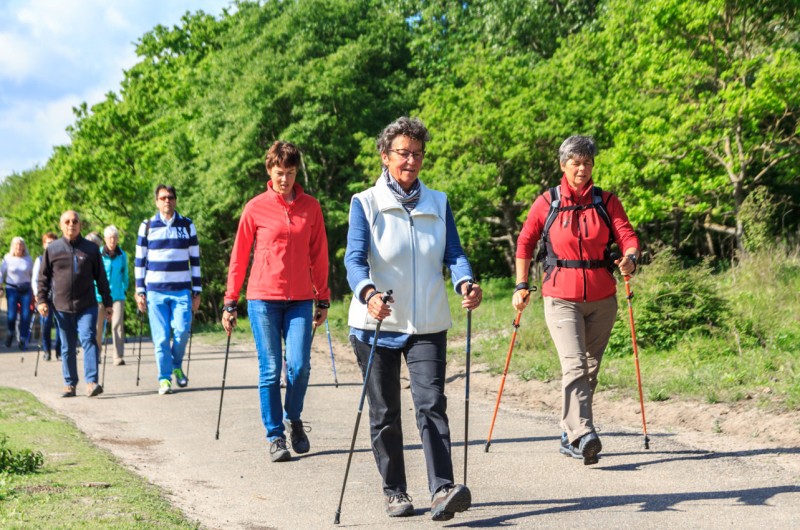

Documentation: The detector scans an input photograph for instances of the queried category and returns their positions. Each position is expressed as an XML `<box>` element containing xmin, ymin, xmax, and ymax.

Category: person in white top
<box><xmin>31</xmin><ymin>232</ymin><xmax>61</xmax><ymax>360</ymax></box>
<box><xmin>1</xmin><ymin>237</ymin><xmax>34</xmax><ymax>349</ymax></box>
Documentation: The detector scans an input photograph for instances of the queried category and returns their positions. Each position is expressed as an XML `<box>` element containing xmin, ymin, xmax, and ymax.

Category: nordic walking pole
<box><xmin>334</xmin><ymin>290</ymin><xmax>392</xmax><ymax>525</ymax></box>
<box><xmin>464</xmin><ymin>281</ymin><xmax>474</xmax><ymax>484</ymax></box>
<box><xmin>215</xmin><ymin>328</ymin><xmax>234</xmax><ymax>440</ymax></box>
<box><xmin>186</xmin><ymin>318</ymin><xmax>194</xmax><ymax>378</ymax></box>
<box><xmin>101</xmin><ymin>317</ymin><xmax>109</xmax><ymax>387</ymax></box>
<box><xmin>136</xmin><ymin>311</ymin><xmax>144</xmax><ymax>387</ymax></box>
<box><xmin>485</xmin><ymin>309</ymin><xmax>525</xmax><ymax>452</ymax></box>
<box><xmin>23</xmin><ymin>308</ymin><xmax>37</xmax><ymax>363</ymax></box>
<box><xmin>624</xmin><ymin>274</ymin><xmax>650</xmax><ymax>449</ymax></box>
<box><xmin>33</xmin><ymin>314</ymin><xmax>41</xmax><ymax>377</ymax></box>
<box><xmin>325</xmin><ymin>319</ymin><xmax>339</xmax><ymax>388</ymax></box>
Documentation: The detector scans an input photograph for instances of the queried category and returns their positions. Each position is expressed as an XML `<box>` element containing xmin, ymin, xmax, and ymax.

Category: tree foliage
<box><xmin>1</xmin><ymin>0</ymin><xmax>798</xmax><ymax>314</ymax></box>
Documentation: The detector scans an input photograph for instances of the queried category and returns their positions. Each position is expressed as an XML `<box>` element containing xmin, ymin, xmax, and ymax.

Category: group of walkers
<box><xmin>3</xmin><ymin>116</ymin><xmax>640</xmax><ymax>522</ymax></box>
<box><xmin>222</xmin><ymin>118</ymin><xmax>638</xmax><ymax>522</ymax></box>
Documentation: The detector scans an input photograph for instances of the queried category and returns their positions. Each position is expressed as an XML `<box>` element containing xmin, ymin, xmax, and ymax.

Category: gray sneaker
<box><xmin>385</xmin><ymin>492</ymin><xmax>414</xmax><ymax>517</ymax></box>
<box><xmin>560</xmin><ymin>431</ymin><xmax>602</xmax><ymax>465</ymax></box>
<box><xmin>269</xmin><ymin>437</ymin><xmax>291</xmax><ymax>462</ymax></box>
<box><xmin>284</xmin><ymin>419</ymin><xmax>311</xmax><ymax>454</ymax></box>
<box><xmin>430</xmin><ymin>484</ymin><xmax>471</xmax><ymax>521</ymax></box>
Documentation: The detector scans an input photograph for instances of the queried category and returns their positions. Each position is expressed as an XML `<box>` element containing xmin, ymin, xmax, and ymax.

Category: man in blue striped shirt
<box><xmin>135</xmin><ymin>185</ymin><xmax>202</xmax><ymax>395</ymax></box>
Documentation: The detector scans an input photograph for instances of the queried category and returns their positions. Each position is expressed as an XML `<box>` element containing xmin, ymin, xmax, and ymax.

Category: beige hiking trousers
<box><xmin>544</xmin><ymin>295</ymin><xmax>617</xmax><ymax>444</ymax></box>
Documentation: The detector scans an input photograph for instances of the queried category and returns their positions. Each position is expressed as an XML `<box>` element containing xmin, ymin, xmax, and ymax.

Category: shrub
<box><xmin>0</xmin><ymin>434</ymin><xmax>44</xmax><ymax>475</ymax></box>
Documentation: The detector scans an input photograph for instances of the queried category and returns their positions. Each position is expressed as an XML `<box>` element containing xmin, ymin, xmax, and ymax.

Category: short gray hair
<box><xmin>558</xmin><ymin>135</ymin><xmax>597</xmax><ymax>164</ymax></box>
<box><xmin>376</xmin><ymin>117</ymin><xmax>431</xmax><ymax>155</ymax></box>
<box><xmin>85</xmin><ymin>232</ymin><xmax>103</xmax><ymax>247</ymax></box>
<box><xmin>103</xmin><ymin>225</ymin><xmax>119</xmax><ymax>238</ymax></box>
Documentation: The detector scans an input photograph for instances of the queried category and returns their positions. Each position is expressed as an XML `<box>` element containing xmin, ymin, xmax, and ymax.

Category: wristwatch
<box><xmin>316</xmin><ymin>300</ymin><xmax>330</xmax><ymax>309</ymax></box>
<box><xmin>224</xmin><ymin>305</ymin><xmax>237</xmax><ymax>313</ymax></box>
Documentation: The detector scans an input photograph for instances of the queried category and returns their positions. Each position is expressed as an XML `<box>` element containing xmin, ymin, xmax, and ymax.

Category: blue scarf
<box><xmin>383</xmin><ymin>167</ymin><xmax>421</xmax><ymax>213</ymax></box>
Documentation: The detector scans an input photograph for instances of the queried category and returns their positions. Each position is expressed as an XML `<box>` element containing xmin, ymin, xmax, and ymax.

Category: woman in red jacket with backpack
<box><xmin>513</xmin><ymin>135</ymin><xmax>639</xmax><ymax>465</ymax></box>
<box><xmin>222</xmin><ymin>141</ymin><xmax>330</xmax><ymax>463</ymax></box>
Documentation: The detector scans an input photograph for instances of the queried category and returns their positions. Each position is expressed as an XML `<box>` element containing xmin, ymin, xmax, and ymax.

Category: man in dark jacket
<box><xmin>37</xmin><ymin>210</ymin><xmax>113</xmax><ymax>398</ymax></box>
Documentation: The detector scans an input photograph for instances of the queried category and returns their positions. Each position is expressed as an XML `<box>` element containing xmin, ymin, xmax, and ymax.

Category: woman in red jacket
<box><xmin>221</xmin><ymin>141</ymin><xmax>330</xmax><ymax>463</ymax></box>
<box><xmin>513</xmin><ymin>135</ymin><xmax>639</xmax><ymax>465</ymax></box>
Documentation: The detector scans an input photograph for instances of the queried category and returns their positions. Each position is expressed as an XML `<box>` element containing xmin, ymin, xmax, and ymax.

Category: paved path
<box><xmin>1</xmin><ymin>331</ymin><xmax>798</xmax><ymax>529</ymax></box>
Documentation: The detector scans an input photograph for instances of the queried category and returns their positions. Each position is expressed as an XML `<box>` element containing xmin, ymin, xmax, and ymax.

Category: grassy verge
<box><xmin>0</xmin><ymin>387</ymin><xmax>197</xmax><ymax>529</ymax></box>
<box><xmin>193</xmin><ymin>247</ymin><xmax>800</xmax><ymax>412</ymax></box>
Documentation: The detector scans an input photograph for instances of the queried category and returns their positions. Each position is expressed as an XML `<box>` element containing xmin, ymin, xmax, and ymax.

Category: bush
<box><xmin>607</xmin><ymin>249</ymin><xmax>732</xmax><ymax>357</ymax></box>
<box><xmin>0</xmin><ymin>434</ymin><xmax>44</xmax><ymax>475</ymax></box>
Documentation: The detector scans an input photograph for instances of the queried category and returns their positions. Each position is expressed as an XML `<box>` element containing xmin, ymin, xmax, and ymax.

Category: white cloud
<box><xmin>0</xmin><ymin>0</ymin><xmax>233</xmax><ymax>178</ymax></box>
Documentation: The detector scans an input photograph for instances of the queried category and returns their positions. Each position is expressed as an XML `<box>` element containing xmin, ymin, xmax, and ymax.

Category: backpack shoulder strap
<box><xmin>541</xmin><ymin>187</ymin><xmax>561</xmax><ymax>240</ymax></box>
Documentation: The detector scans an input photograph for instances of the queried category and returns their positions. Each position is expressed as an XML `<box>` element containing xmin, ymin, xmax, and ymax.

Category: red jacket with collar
<box><xmin>516</xmin><ymin>175</ymin><xmax>639</xmax><ymax>302</ymax></box>
<box><xmin>224</xmin><ymin>182</ymin><xmax>330</xmax><ymax>304</ymax></box>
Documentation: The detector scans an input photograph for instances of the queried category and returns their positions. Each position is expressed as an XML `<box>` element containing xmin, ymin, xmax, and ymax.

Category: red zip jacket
<box><xmin>516</xmin><ymin>175</ymin><xmax>639</xmax><ymax>302</ymax></box>
<box><xmin>224</xmin><ymin>182</ymin><xmax>330</xmax><ymax>304</ymax></box>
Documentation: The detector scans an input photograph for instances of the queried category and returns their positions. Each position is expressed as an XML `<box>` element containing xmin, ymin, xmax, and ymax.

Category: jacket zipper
<box><xmin>284</xmin><ymin>202</ymin><xmax>293</xmax><ymax>301</ymax></box>
<box><xmin>409</xmin><ymin>213</ymin><xmax>417</xmax><ymax>326</ymax></box>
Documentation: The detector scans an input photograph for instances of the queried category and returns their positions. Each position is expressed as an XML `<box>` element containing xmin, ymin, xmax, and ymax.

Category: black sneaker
<box><xmin>284</xmin><ymin>419</ymin><xmax>311</xmax><ymax>454</ymax></box>
<box><xmin>269</xmin><ymin>437</ymin><xmax>291</xmax><ymax>462</ymax></box>
<box><xmin>559</xmin><ymin>432</ymin><xmax>602</xmax><ymax>465</ymax></box>
<box><xmin>385</xmin><ymin>492</ymin><xmax>414</xmax><ymax>517</ymax></box>
<box><xmin>430</xmin><ymin>484</ymin><xmax>471</xmax><ymax>521</ymax></box>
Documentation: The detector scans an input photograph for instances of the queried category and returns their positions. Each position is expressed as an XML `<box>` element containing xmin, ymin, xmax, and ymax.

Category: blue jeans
<box><xmin>147</xmin><ymin>290</ymin><xmax>192</xmax><ymax>382</ymax></box>
<box><xmin>54</xmin><ymin>305</ymin><xmax>99</xmax><ymax>386</ymax></box>
<box><xmin>6</xmin><ymin>284</ymin><xmax>32</xmax><ymax>344</ymax></box>
<box><xmin>248</xmin><ymin>299</ymin><xmax>313</xmax><ymax>441</ymax></box>
<box><xmin>42</xmin><ymin>302</ymin><xmax>61</xmax><ymax>354</ymax></box>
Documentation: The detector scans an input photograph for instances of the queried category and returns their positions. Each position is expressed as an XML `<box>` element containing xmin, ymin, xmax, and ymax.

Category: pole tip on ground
<box><xmin>484</xmin><ymin>442</ymin><xmax>491</xmax><ymax>452</ymax></box>
<box><xmin>334</xmin><ymin>511</ymin><xmax>340</xmax><ymax>525</ymax></box>
<box><xmin>644</xmin><ymin>436</ymin><xmax>650</xmax><ymax>450</ymax></box>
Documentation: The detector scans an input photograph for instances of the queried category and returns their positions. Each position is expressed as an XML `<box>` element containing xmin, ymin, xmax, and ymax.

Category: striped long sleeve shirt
<box><xmin>135</xmin><ymin>212</ymin><xmax>201</xmax><ymax>295</ymax></box>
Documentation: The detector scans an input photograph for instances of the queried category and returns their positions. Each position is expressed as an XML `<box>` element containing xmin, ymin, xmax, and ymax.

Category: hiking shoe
<box><xmin>430</xmin><ymin>484</ymin><xmax>471</xmax><ymax>521</ymax></box>
<box><xmin>284</xmin><ymin>419</ymin><xmax>311</xmax><ymax>454</ymax></box>
<box><xmin>61</xmin><ymin>385</ymin><xmax>76</xmax><ymax>398</ymax></box>
<box><xmin>158</xmin><ymin>380</ymin><xmax>173</xmax><ymax>395</ymax></box>
<box><xmin>560</xmin><ymin>432</ymin><xmax>602</xmax><ymax>465</ymax></box>
<box><xmin>86</xmin><ymin>383</ymin><xmax>104</xmax><ymax>397</ymax></box>
<box><xmin>114</xmin><ymin>358</ymin><xmax>126</xmax><ymax>366</ymax></box>
<box><xmin>385</xmin><ymin>492</ymin><xmax>414</xmax><ymax>517</ymax></box>
<box><xmin>269</xmin><ymin>437</ymin><xmax>291</xmax><ymax>462</ymax></box>
<box><xmin>43</xmin><ymin>351</ymin><xmax>51</xmax><ymax>362</ymax></box>
<box><xmin>173</xmin><ymin>368</ymin><xmax>188</xmax><ymax>388</ymax></box>
<box><xmin>5</xmin><ymin>335</ymin><xmax>13</xmax><ymax>347</ymax></box>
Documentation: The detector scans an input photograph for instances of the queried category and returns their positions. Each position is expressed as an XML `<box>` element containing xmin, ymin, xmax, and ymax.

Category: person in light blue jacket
<box><xmin>98</xmin><ymin>225</ymin><xmax>128</xmax><ymax>365</ymax></box>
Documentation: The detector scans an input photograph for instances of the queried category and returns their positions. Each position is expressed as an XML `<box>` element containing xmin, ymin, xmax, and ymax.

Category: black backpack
<box><xmin>535</xmin><ymin>186</ymin><xmax>616</xmax><ymax>275</ymax></box>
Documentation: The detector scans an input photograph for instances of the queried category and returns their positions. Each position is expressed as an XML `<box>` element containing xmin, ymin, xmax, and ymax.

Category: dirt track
<box><xmin>1</xmin><ymin>329</ymin><xmax>798</xmax><ymax>529</ymax></box>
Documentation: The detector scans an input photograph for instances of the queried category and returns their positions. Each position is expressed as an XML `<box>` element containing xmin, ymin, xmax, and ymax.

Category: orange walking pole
<box><xmin>484</xmin><ymin>310</ymin><xmax>524</xmax><ymax>452</ymax></box>
<box><xmin>624</xmin><ymin>275</ymin><xmax>650</xmax><ymax>449</ymax></box>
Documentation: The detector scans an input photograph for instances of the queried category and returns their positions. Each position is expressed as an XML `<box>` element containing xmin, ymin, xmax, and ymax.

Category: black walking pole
<box><xmin>186</xmin><ymin>318</ymin><xmax>194</xmax><ymax>378</ymax></box>
<box><xmin>334</xmin><ymin>290</ymin><xmax>392</xmax><ymax>525</ymax></box>
<box><xmin>23</xmin><ymin>309</ymin><xmax>37</xmax><ymax>363</ymax></box>
<box><xmin>33</xmin><ymin>313</ymin><xmax>41</xmax><ymax>377</ymax></box>
<box><xmin>325</xmin><ymin>319</ymin><xmax>339</xmax><ymax>388</ymax></box>
<box><xmin>136</xmin><ymin>311</ymin><xmax>144</xmax><ymax>387</ymax></box>
<box><xmin>463</xmin><ymin>281</ymin><xmax>474</xmax><ymax>485</ymax></box>
<box><xmin>215</xmin><ymin>328</ymin><xmax>234</xmax><ymax>440</ymax></box>
<box><xmin>101</xmin><ymin>317</ymin><xmax>109</xmax><ymax>387</ymax></box>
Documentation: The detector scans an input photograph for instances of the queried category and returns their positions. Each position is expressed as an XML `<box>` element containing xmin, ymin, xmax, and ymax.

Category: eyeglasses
<box><xmin>158</xmin><ymin>195</ymin><xmax>176</xmax><ymax>201</ymax></box>
<box><xmin>388</xmin><ymin>149</ymin><xmax>425</xmax><ymax>161</ymax></box>
<box><xmin>63</xmin><ymin>219</ymin><xmax>80</xmax><ymax>225</ymax></box>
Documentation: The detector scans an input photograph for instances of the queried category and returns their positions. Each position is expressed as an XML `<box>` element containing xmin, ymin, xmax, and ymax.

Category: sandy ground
<box><xmin>1</xmin><ymin>325</ymin><xmax>798</xmax><ymax>529</ymax></box>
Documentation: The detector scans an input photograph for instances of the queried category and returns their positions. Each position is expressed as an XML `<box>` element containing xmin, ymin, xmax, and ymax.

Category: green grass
<box><xmin>192</xmin><ymin>247</ymin><xmax>800</xmax><ymax>411</ymax></box>
<box><xmin>0</xmin><ymin>388</ymin><xmax>198</xmax><ymax>529</ymax></box>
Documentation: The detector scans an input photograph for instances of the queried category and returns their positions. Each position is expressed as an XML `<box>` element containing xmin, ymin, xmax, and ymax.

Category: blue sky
<box><xmin>0</xmin><ymin>0</ymin><xmax>233</xmax><ymax>179</ymax></box>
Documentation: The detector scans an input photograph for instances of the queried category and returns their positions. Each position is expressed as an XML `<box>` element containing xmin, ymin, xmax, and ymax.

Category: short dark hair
<box><xmin>376</xmin><ymin>117</ymin><xmax>431</xmax><ymax>155</ymax></box>
<box><xmin>265</xmin><ymin>141</ymin><xmax>301</xmax><ymax>170</ymax></box>
<box><xmin>42</xmin><ymin>231</ymin><xmax>58</xmax><ymax>244</ymax></box>
<box><xmin>154</xmin><ymin>184</ymin><xmax>177</xmax><ymax>200</ymax></box>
